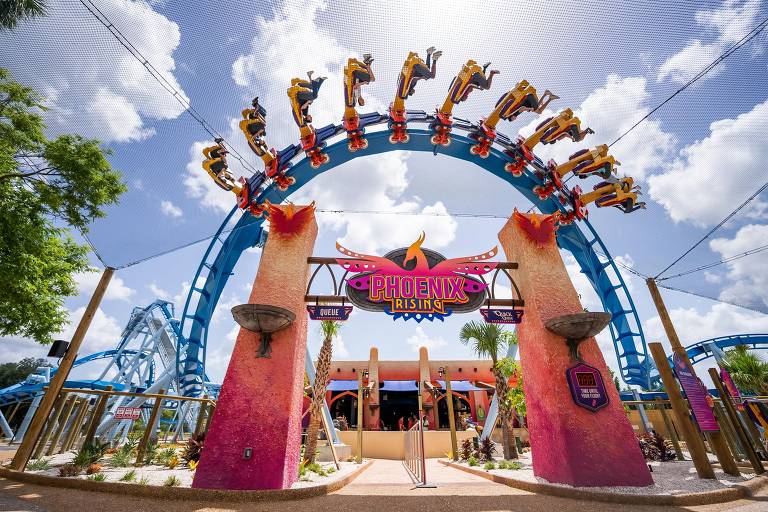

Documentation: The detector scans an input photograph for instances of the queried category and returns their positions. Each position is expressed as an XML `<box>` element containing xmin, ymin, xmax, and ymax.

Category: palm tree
<box><xmin>723</xmin><ymin>345</ymin><xmax>768</xmax><ymax>395</ymax></box>
<box><xmin>0</xmin><ymin>0</ymin><xmax>47</xmax><ymax>30</ymax></box>
<box><xmin>304</xmin><ymin>320</ymin><xmax>341</xmax><ymax>464</ymax></box>
<box><xmin>459</xmin><ymin>321</ymin><xmax>518</xmax><ymax>459</ymax></box>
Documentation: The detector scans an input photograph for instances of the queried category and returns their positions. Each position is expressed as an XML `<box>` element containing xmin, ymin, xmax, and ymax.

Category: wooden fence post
<box><xmin>31</xmin><ymin>392</ymin><xmax>68</xmax><ymax>460</ymax></box>
<box><xmin>10</xmin><ymin>268</ymin><xmax>114</xmax><ymax>471</ymax></box>
<box><xmin>45</xmin><ymin>395</ymin><xmax>77</xmax><ymax>456</ymax></box>
<box><xmin>655</xmin><ymin>398</ymin><xmax>684</xmax><ymax>461</ymax></box>
<box><xmin>82</xmin><ymin>386</ymin><xmax>113</xmax><ymax>448</ymax></box>
<box><xmin>135</xmin><ymin>389</ymin><xmax>165</xmax><ymax>465</ymax></box>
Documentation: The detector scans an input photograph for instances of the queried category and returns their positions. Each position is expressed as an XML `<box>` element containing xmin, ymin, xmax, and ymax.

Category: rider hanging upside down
<box><xmin>553</xmin><ymin>144</ymin><xmax>620</xmax><ymax>180</ymax></box>
<box><xmin>576</xmin><ymin>177</ymin><xmax>646</xmax><ymax>213</ymax></box>
<box><xmin>432</xmin><ymin>60</ymin><xmax>499</xmax><ymax>146</ymax></box>
<box><xmin>523</xmin><ymin>108</ymin><xmax>593</xmax><ymax>150</ymax></box>
<box><xmin>202</xmin><ymin>138</ymin><xmax>243</xmax><ymax>196</ymax></box>
<box><xmin>389</xmin><ymin>47</ymin><xmax>441</xmax><ymax>143</ymax></box>
<box><xmin>342</xmin><ymin>54</ymin><xmax>375</xmax><ymax>151</ymax></box>
<box><xmin>287</xmin><ymin>71</ymin><xmax>329</xmax><ymax>169</ymax></box>
<box><xmin>471</xmin><ymin>79</ymin><xmax>558</xmax><ymax>158</ymax></box>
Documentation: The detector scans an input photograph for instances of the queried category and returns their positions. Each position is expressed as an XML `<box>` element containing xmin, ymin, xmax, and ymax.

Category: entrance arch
<box><xmin>178</xmin><ymin>120</ymin><xmax>650</xmax><ymax>398</ymax></box>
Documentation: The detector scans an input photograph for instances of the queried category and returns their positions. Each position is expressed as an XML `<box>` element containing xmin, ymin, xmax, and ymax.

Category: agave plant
<box><xmin>181</xmin><ymin>432</ymin><xmax>205</xmax><ymax>465</ymax></box>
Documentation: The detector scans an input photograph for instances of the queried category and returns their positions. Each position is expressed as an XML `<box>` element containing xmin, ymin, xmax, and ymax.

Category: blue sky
<box><xmin>2</xmin><ymin>0</ymin><xmax>767</xmax><ymax>386</ymax></box>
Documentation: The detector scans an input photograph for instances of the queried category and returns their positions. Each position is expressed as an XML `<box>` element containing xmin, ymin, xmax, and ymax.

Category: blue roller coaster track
<box><xmin>176</xmin><ymin>111</ymin><xmax>652</xmax><ymax>394</ymax></box>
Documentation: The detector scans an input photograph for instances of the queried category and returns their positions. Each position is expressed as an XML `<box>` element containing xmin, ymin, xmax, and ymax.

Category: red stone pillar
<box><xmin>498</xmin><ymin>211</ymin><xmax>651</xmax><ymax>487</ymax></box>
<box><xmin>193</xmin><ymin>204</ymin><xmax>318</xmax><ymax>490</ymax></box>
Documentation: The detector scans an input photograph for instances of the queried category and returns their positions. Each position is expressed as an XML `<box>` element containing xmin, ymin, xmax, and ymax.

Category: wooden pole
<box><xmin>444</xmin><ymin>369</ymin><xmax>458</xmax><ymax>461</ymax></box>
<box><xmin>712</xmin><ymin>401</ymin><xmax>743</xmax><ymax>461</ymax></box>
<box><xmin>45</xmin><ymin>395</ymin><xmax>77</xmax><ymax>456</ymax></box>
<box><xmin>708</xmin><ymin>368</ymin><xmax>765</xmax><ymax>474</ymax></box>
<box><xmin>648</xmin><ymin>343</ymin><xmax>714</xmax><ymax>478</ymax></box>
<box><xmin>356</xmin><ymin>371</ymin><xmax>363</xmax><ymax>463</ymax></box>
<box><xmin>655</xmin><ymin>398</ymin><xmax>684</xmax><ymax>461</ymax></box>
<box><xmin>193</xmin><ymin>395</ymin><xmax>208</xmax><ymax>437</ymax></box>
<box><xmin>6</xmin><ymin>402</ymin><xmax>22</xmax><ymax>424</ymax></box>
<box><xmin>31</xmin><ymin>392</ymin><xmax>67</xmax><ymax>460</ymax></box>
<box><xmin>82</xmin><ymin>386</ymin><xmax>113</xmax><ymax>448</ymax></box>
<box><xmin>136</xmin><ymin>389</ymin><xmax>165</xmax><ymax>465</ymax></box>
<box><xmin>203</xmin><ymin>402</ymin><xmax>215</xmax><ymax>434</ymax></box>
<box><xmin>61</xmin><ymin>398</ymin><xmax>89</xmax><ymax>453</ymax></box>
<box><xmin>646</xmin><ymin>280</ymin><xmax>739</xmax><ymax>476</ymax></box>
<box><xmin>10</xmin><ymin>267</ymin><xmax>114</xmax><ymax>471</ymax></box>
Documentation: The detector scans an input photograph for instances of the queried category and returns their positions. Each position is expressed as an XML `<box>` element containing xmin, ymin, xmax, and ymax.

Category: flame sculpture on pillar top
<box><xmin>267</xmin><ymin>202</ymin><xmax>316</xmax><ymax>237</ymax></box>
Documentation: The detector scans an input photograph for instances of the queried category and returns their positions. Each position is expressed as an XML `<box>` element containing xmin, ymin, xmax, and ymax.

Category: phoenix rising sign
<box><xmin>336</xmin><ymin>233</ymin><xmax>498</xmax><ymax>322</ymax></box>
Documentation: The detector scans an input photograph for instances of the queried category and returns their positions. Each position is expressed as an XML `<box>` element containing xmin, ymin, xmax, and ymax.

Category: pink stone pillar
<box><xmin>498</xmin><ymin>211</ymin><xmax>651</xmax><ymax>487</ymax></box>
<box><xmin>193</xmin><ymin>204</ymin><xmax>318</xmax><ymax>490</ymax></box>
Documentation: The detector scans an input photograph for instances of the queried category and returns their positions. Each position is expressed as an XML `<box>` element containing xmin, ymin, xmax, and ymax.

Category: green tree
<box><xmin>0</xmin><ymin>357</ymin><xmax>51</xmax><ymax>389</ymax></box>
<box><xmin>722</xmin><ymin>345</ymin><xmax>768</xmax><ymax>395</ymax></box>
<box><xmin>304</xmin><ymin>320</ymin><xmax>341</xmax><ymax>464</ymax></box>
<box><xmin>460</xmin><ymin>321</ymin><xmax>518</xmax><ymax>459</ymax></box>
<box><xmin>497</xmin><ymin>357</ymin><xmax>525</xmax><ymax>418</ymax></box>
<box><xmin>0</xmin><ymin>68</ymin><xmax>126</xmax><ymax>344</ymax></box>
<box><xmin>0</xmin><ymin>0</ymin><xmax>47</xmax><ymax>29</ymax></box>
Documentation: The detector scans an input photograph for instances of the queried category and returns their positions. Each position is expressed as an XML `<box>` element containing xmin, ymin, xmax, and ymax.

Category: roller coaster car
<box><xmin>579</xmin><ymin>178</ymin><xmax>645</xmax><ymax>213</ymax></box>
<box><xmin>288</xmin><ymin>71</ymin><xmax>330</xmax><ymax>168</ymax></box>
<box><xmin>239</xmin><ymin>98</ymin><xmax>282</xmax><ymax>178</ymax></box>
<box><xmin>389</xmin><ymin>47</ymin><xmax>442</xmax><ymax>144</ymax></box>
<box><xmin>432</xmin><ymin>60</ymin><xmax>499</xmax><ymax>147</ymax></box>
<box><xmin>249</xmin><ymin>199</ymin><xmax>270</xmax><ymax>218</ymax></box>
<box><xmin>343</xmin><ymin>54</ymin><xmax>375</xmax><ymax>152</ymax></box>
<box><xmin>273</xmin><ymin>171</ymin><xmax>296</xmax><ymax>191</ymax></box>
<box><xmin>202</xmin><ymin>142</ymin><xmax>243</xmax><ymax>195</ymax></box>
<box><xmin>554</xmin><ymin>145</ymin><xmax>618</xmax><ymax>180</ymax></box>
<box><xmin>532</xmin><ymin>165</ymin><xmax>563</xmax><ymax>200</ymax></box>
<box><xmin>524</xmin><ymin>108</ymin><xmax>593</xmax><ymax>150</ymax></box>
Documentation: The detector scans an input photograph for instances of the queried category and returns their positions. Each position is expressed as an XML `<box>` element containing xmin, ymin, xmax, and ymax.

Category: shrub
<box><xmin>163</xmin><ymin>475</ymin><xmax>181</xmax><ymax>487</ymax></box>
<box><xmin>28</xmin><ymin>458</ymin><xmax>51</xmax><ymax>471</ymax></box>
<box><xmin>483</xmin><ymin>461</ymin><xmax>496</xmax><ymax>470</ymax></box>
<box><xmin>156</xmin><ymin>446</ymin><xmax>176</xmax><ymax>466</ymax></box>
<box><xmin>459</xmin><ymin>438</ymin><xmax>473</xmax><ymax>461</ymax></box>
<box><xmin>109</xmin><ymin>450</ymin><xmax>132</xmax><ymax>467</ymax></box>
<box><xmin>167</xmin><ymin>455</ymin><xmax>179</xmax><ymax>469</ymax></box>
<box><xmin>181</xmin><ymin>433</ymin><xmax>205</xmax><ymax>465</ymax></box>
<box><xmin>87</xmin><ymin>473</ymin><xmax>107</xmax><ymax>482</ymax></box>
<box><xmin>478</xmin><ymin>438</ymin><xmax>496</xmax><ymax>462</ymax></box>
<box><xmin>467</xmin><ymin>456</ymin><xmax>478</xmax><ymax>467</ymax></box>
<box><xmin>638</xmin><ymin>432</ymin><xmax>676</xmax><ymax>462</ymax></box>
<box><xmin>86</xmin><ymin>463</ymin><xmax>102</xmax><ymax>475</ymax></box>
<box><xmin>138</xmin><ymin>476</ymin><xmax>150</xmax><ymax>485</ymax></box>
<box><xmin>307</xmin><ymin>462</ymin><xmax>327</xmax><ymax>477</ymax></box>
<box><xmin>73</xmin><ymin>441</ymin><xmax>109</xmax><ymax>467</ymax></box>
<box><xmin>143</xmin><ymin>442</ymin><xmax>158</xmax><ymax>465</ymax></box>
<box><xmin>58</xmin><ymin>463</ymin><xmax>82</xmax><ymax>477</ymax></box>
<box><xmin>498</xmin><ymin>460</ymin><xmax>523</xmax><ymax>470</ymax></box>
<box><xmin>188</xmin><ymin>460</ymin><xmax>199</xmax><ymax>470</ymax></box>
<box><xmin>119</xmin><ymin>470</ymin><xmax>136</xmax><ymax>482</ymax></box>
<box><xmin>326</xmin><ymin>466</ymin><xmax>336</xmax><ymax>474</ymax></box>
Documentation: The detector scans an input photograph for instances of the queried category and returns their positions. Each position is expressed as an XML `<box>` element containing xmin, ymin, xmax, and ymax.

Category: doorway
<box><xmin>379</xmin><ymin>391</ymin><xmax>419</xmax><ymax>431</ymax></box>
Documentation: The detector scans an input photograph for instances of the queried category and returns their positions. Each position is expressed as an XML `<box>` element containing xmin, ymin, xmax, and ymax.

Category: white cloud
<box><xmin>406</xmin><ymin>326</ymin><xmax>448</xmax><ymax>354</ymax></box>
<box><xmin>160</xmin><ymin>199</ymin><xmax>183</xmax><ymax>218</ymax></box>
<box><xmin>709</xmin><ymin>224</ymin><xmax>768</xmax><ymax>310</ymax></box>
<box><xmin>0</xmin><ymin>0</ymin><xmax>187</xmax><ymax>142</ymax></box>
<box><xmin>520</xmin><ymin>75</ymin><xmax>675</xmax><ymax>180</ymax></box>
<box><xmin>648</xmin><ymin>99</ymin><xmax>768</xmax><ymax>226</ymax></box>
<box><xmin>148</xmin><ymin>283</ymin><xmax>171</xmax><ymax>300</ymax></box>
<box><xmin>0</xmin><ymin>305</ymin><xmax>126</xmax><ymax>367</ymax></box>
<box><xmin>657</xmin><ymin>0</ymin><xmax>763</xmax><ymax>83</ymax></box>
<box><xmin>183</xmin><ymin>141</ymin><xmax>237</xmax><ymax>214</ymax></box>
<box><xmin>75</xmin><ymin>270</ymin><xmax>135</xmax><ymax>301</ymax></box>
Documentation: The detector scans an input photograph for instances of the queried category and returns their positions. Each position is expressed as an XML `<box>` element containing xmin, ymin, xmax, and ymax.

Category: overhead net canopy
<box><xmin>2</xmin><ymin>0</ymin><xmax>767</xmax><ymax>270</ymax></box>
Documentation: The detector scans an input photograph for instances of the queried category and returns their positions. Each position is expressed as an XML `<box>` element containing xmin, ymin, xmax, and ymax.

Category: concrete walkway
<box><xmin>0</xmin><ymin>459</ymin><xmax>767</xmax><ymax>511</ymax></box>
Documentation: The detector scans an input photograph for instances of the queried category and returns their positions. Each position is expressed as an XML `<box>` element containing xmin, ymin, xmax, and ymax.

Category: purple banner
<box><xmin>307</xmin><ymin>305</ymin><xmax>353</xmax><ymax>321</ymax></box>
<box><xmin>565</xmin><ymin>363</ymin><xmax>609</xmax><ymax>412</ymax></box>
<box><xmin>480</xmin><ymin>308</ymin><xmax>524</xmax><ymax>324</ymax></box>
<box><xmin>673</xmin><ymin>354</ymin><xmax>719</xmax><ymax>432</ymax></box>
<box><xmin>720</xmin><ymin>368</ymin><xmax>744</xmax><ymax>410</ymax></box>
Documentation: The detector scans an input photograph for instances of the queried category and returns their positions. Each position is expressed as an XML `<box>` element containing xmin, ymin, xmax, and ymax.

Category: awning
<box><xmin>380</xmin><ymin>380</ymin><xmax>419</xmax><ymax>392</ymax></box>
<box><xmin>326</xmin><ymin>380</ymin><xmax>359</xmax><ymax>392</ymax></box>
<box><xmin>436</xmin><ymin>380</ymin><xmax>486</xmax><ymax>392</ymax></box>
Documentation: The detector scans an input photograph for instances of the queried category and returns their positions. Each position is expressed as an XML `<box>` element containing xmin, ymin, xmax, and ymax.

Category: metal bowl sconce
<box><xmin>231</xmin><ymin>304</ymin><xmax>296</xmax><ymax>358</ymax></box>
<box><xmin>544</xmin><ymin>312</ymin><xmax>611</xmax><ymax>361</ymax></box>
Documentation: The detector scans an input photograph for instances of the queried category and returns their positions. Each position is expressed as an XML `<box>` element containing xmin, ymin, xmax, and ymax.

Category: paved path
<box><xmin>0</xmin><ymin>459</ymin><xmax>767</xmax><ymax>512</ymax></box>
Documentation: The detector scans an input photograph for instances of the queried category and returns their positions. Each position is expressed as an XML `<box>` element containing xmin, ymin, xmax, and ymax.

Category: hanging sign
<box><xmin>307</xmin><ymin>305</ymin><xmax>353</xmax><ymax>321</ymax></box>
<box><xmin>565</xmin><ymin>363</ymin><xmax>609</xmax><ymax>412</ymax></box>
<box><xmin>114</xmin><ymin>406</ymin><xmax>141</xmax><ymax>420</ymax></box>
<box><xmin>336</xmin><ymin>233</ymin><xmax>498</xmax><ymax>322</ymax></box>
<box><xmin>480</xmin><ymin>308</ymin><xmax>524</xmax><ymax>324</ymax></box>
<box><xmin>673</xmin><ymin>354</ymin><xmax>719</xmax><ymax>432</ymax></box>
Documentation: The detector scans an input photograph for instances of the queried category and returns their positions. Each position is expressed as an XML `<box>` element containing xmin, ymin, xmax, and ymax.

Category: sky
<box><xmin>1</xmin><ymin>0</ymin><xmax>767</xmax><ymax>388</ymax></box>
